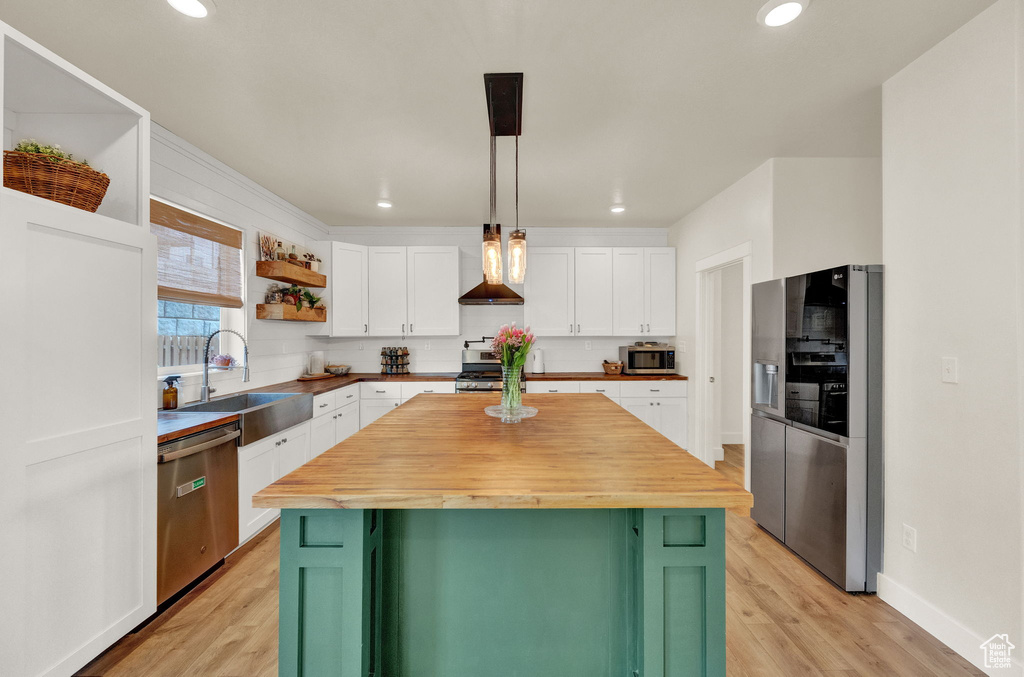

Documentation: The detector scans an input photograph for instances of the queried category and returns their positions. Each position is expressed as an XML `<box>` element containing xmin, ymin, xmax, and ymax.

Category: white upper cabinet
<box><xmin>644</xmin><ymin>247</ymin><xmax>676</xmax><ymax>336</ymax></box>
<box><xmin>612</xmin><ymin>248</ymin><xmax>646</xmax><ymax>336</ymax></box>
<box><xmin>328</xmin><ymin>242</ymin><xmax>368</xmax><ymax>337</ymax></box>
<box><xmin>574</xmin><ymin>248</ymin><xmax>614</xmax><ymax>336</ymax></box>
<box><xmin>524</xmin><ymin>247</ymin><xmax>575</xmax><ymax>336</ymax></box>
<box><xmin>612</xmin><ymin>247</ymin><xmax>677</xmax><ymax>337</ymax></box>
<box><xmin>407</xmin><ymin>246</ymin><xmax>460</xmax><ymax>336</ymax></box>
<box><xmin>368</xmin><ymin>246</ymin><xmax>408</xmax><ymax>336</ymax></box>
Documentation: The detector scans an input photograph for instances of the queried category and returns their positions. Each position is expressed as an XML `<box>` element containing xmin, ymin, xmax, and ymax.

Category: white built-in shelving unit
<box><xmin>0</xmin><ymin>22</ymin><xmax>156</xmax><ymax>677</ymax></box>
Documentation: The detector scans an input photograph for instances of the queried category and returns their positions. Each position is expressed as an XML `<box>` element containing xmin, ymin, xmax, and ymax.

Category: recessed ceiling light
<box><xmin>377</xmin><ymin>200</ymin><xmax>393</xmax><ymax>209</ymax></box>
<box><xmin>167</xmin><ymin>0</ymin><xmax>210</xmax><ymax>18</ymax></box>
<box><xmin>757</xmin><ymin>0</ymin><xmax>808</xmax><ymax>27</ymax></box>
<box><xmin>610</xmin><ymin>205</ymin><xmax>626</xmax><ymax>213</ymax></box>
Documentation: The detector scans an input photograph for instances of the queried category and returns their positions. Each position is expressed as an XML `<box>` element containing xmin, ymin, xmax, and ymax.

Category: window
<box><xmin>151</xmin><ymin>199</ymin><xmax>244</xmax><ymax>369</ymax></box>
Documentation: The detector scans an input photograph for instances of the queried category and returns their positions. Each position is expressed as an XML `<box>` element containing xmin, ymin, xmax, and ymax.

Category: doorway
<box><xmin>711</xmin><ymin>263</ymin><xmax>745</xmax><ymax>487</ymax></box>
<box><xmin>693</xmin><ymin>242</ymin><xmax>752</xmax><ymax>489</ymax></box>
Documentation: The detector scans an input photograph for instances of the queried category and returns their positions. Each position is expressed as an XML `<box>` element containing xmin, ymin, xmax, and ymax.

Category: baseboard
<box><xmin>877</xmin><ymin>574</ymin><xmax>1024</xmax><ymax>676</ymax></box>
<box><xmin>721</xmin><ymin>432</ymin><xmax>743</xmax><ymax>445</ymax></box>
<box><xmin>712</xmin><ymin>446</ymin><xmax>724</xmax><ymax>462</ymax></box>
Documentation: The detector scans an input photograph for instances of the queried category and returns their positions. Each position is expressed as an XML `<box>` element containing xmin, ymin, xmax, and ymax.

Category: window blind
<box><xmin>151</xmin><ymin>199</ymin><xmax>244</xmax><ymax>309</ymax></box>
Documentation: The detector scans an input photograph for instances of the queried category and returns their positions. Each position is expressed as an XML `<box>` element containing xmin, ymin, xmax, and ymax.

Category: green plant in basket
<box><xmin>302</xmin><ymin>289</ymin><xmax>323</xmax><ymax>310</ymax></box>
<box><xmin>15</xmin><ymin>139</ymin><xmax>90</xmax><ymax>167</ymax></box>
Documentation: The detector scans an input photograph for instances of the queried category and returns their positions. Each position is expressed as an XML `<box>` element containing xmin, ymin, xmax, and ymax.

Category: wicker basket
<box><xmin>3</xmin><ymin>150</ymin><xmax>110</xmax><ymax>213</ymax></box>
<box><xmin>602</xmin><ymin>362</ymin><xmax>623</xmax><ymax>375</ymax></box>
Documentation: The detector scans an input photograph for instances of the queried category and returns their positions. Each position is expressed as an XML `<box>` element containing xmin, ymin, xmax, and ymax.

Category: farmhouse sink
<box><xmin>180</xmin><ymin>392</ymin><xmax>313</xmax><ymax>446</ymax></box>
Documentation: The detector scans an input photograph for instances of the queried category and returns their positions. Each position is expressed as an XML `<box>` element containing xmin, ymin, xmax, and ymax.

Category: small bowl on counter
<box><xmin>325</xmin><ymin>364</ymin><xmax>351</xmax><ymax>376</ymax></box>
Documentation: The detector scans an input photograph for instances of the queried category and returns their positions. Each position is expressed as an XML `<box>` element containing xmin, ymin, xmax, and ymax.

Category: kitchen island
<box><xmin>254</xmin><ymin>393</ymin><xmax>751</xmax><ymax>677</ymax></box>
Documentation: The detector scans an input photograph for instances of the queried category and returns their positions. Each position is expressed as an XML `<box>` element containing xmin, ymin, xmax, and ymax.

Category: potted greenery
<box><xmin>4</xmin><ymin>139</ymin><xmax>110</xmax><ymax>212</ymax></box>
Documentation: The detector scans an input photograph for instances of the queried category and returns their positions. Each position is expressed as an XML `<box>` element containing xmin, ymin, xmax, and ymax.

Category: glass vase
<box><xmin>484</xmin><ymin>365</ymin><xmax>538</xmax><ymax>423</ymax></box>
<box><xmin>501</xmin><ymin>365</ymin><xmax>522</xmax><ymax>413</ymax></box>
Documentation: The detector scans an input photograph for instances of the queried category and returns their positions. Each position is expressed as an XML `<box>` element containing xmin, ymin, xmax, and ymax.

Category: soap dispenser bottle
<box><xmin>162</xmin><ymin>375</ymin><xmax>181</xmax><ymax>410</ymax></box>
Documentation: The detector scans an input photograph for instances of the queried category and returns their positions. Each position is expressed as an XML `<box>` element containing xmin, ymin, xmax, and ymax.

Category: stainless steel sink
<box><xmin>179</xmin><ymin>392</ymin><xmax>313</xmax><ymax>446</ymax></box>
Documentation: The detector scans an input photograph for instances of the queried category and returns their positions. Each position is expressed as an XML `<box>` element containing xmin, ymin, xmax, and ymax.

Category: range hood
<box><xmin>459</xmin><ymin>73</ymin><xmax>525</xmax><ymax>307</ymax></box>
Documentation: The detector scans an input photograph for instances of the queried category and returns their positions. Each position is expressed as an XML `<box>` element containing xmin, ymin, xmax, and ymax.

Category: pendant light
<box><xmin>507</xmin><ymin>132</ymin><xmax>527</xmax><ymax>284</ymax></box>
<box><xmin>483</xmin><ymin>132</ymin><xmax>503</xmax><ymax>284</ymax></box>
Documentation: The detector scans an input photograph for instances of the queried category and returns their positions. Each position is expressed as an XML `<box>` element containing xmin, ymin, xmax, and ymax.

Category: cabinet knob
<box><xmin>647</xmin><ymin>323</ymin><xmax>651</xmax><ymax>333</ymax></box>
<box><xmin>650</xmin><ymin>389</ymin><xmax>660</xmax><ymax>392</ymax></box>
<box><xmin>577</xmin><ymin>324</ymin><xmax>581</xmax><ymax>333</ymax></box>
<box><xmin>364</xmin><ymin>323</ymin><xmax>368</xmax><ymax>333</ymax></box>
<box><xmin>276</xmin><ymin>441</ymin><xmax>281</xmax><ymax>446</ymax></box>
<box><xmin>319</xmin><ymin>403</ymin><xmax>329</xmax><ymax>408</ymax></box>
<box><xmin>656</xmin><ymin>402</ymin><xmax>661</xmax><ymax>406</ymax></box>
<box><xmin>282</xmin><ymin>437</ymin><xmax>287</xmax><ymax>443</ymax></box>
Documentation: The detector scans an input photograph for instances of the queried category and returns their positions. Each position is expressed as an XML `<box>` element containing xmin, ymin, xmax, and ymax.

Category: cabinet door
<box><xmin>368</xmin><ymin>247</ymin><xmax>408</xmax><ymax>336</ymax></box>
<box><xmin>310</xmin><ymin>411</ymin><xmax>337</xmax><ymax>459</ymax></box>
<box><xmin>330</xmin><ymin>242</ymin><xmax>369</xmax><ymax>337</ymax></box>
<box><xmin>620</xmin><ymin>397</ymin><xmax>657</xmax><ymax>428</ymax></box>
<box><xmin>612</xmin><ymin>247</ymin><xmax>646</xmax><ymax>336</ymax></box>
<box><xmin>239</xmin><ymin>439</ymin><xmax>280</xmax><ymax>543</ymax></box>
<box><xmin>656</xmin><ymin>398</ymin><xmax>687</xmax><ymax>449</ymax></box>
<box><xmin>334</xmin><ymin>402</ymin><xmax>360</xmax><ymax>444</ymax></box>
<box><xmin>360</xmin><ymin>399</ymin><xmax>401</xmax><ymax>428</ymax></box>
<box><xmin>278</xmin><ymin>423</ymin><xmax>311</xmax><ymax>478</ymax></box>
<box><xmin>574</xmin><ymin>248</ymin><xmax>614</xmax><ymax>335</ymax></box>
<box><xmin>407</xmin><ymin>246</ymin><xmax>460</xmax><ymax>336</ymax></box>
<box><xmin>0</xmin><ymin>192</ymin><xmax>158</xmax><ymax>676</ymax></box>
<box><xmin>523</xmin><ymin>247</ymin><xmax>575</xmax><ymax>336</ymax></box>
<box><xmin>644</xmin><ymin>247</ymin><xmax>676</xmax><ymax>336</ymax></box>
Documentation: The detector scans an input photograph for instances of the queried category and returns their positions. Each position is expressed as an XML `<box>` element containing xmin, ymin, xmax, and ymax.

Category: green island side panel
<box><xmin>278</xmin><ymin>508</ymin><xmax>725</xmax><ymax>677</ymax></box>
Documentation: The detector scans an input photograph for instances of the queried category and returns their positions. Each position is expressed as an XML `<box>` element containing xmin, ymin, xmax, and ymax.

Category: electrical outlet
<box><xmin>424</xmin><ymin>341</ymin><xmax>431</xmax><ymax>351</ymax></box>
<box><xmin>358</xmin><ymin>343</ymin><xmax>364</xmax><ymax>350</ymax></box>
<box><xmin>941</xmin><ymin>357</ymin><xmax>958</xmax><ymax>384</ymax></box>
<box><xmin>585</xmin><ymin>341</ymin><xmax>592</xmax><ymax>351</ymax></box>
<box><xmin>681</xmin><ymin>340</ymin><xmax>687</xmax><ymax>353</ymax></box>
<box><xmin>902</xmin><ymin>523</ymin><xmax>917</xmax><ymax>552</ymax></box>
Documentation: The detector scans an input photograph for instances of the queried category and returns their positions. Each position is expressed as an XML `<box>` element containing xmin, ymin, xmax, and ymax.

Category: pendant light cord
<box><xmin>488</xmin><ymin>81</ymin><xmax>497</xmax><ymax>230</ymax></box>
<box><xmin>515</xmin><ymin>84</ymin><xmax>520</xmax><ymax>231</ymax></box>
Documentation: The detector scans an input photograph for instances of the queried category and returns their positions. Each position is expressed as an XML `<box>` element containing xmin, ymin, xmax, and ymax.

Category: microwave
<box><xmin>620</xmin><ymin>343</ymin><xmax>676</xmax><ymax>375</ymax></box>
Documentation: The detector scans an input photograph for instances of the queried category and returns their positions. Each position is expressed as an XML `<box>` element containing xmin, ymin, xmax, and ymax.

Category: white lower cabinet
<box><xmin>310</xmin><ymin>412</ymin><xmax>337</xmax><ymax>459</ymax></box>
<box><xmin>238</xmin><ymin>436</ymin><xmax>281</xmax><ymax>544</ymax></box>
<box><xmin>238</xmin><ymin>420</ymin><xmax>311</xmax><ymax>543</ymax></box>
<box><xmin>619</xmin><ymin>396</ymin><xmax>688</xmax><ymax>448</ymax></box>
<box><xmin>579</xmin><ymin>382</ymin><xmax>620</xmax><ymax>399</ymax></box>
<box><xmin>334</xmin><ymin>401</ymin><xmax>360</xmax><ymax>442</ymax></box>
<box><xmin>525</xmin><ymin>381</ymin><xmax>581</xmax><ymax>394</ymax></box>
<box><xmin>360</xmin><ymin>399</ymin><xmax>401</xmax><ymax>427</ymax></box>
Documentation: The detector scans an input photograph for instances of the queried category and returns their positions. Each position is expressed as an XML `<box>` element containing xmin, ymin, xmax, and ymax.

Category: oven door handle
<box><xmin>158</xmin><ymin>429</ymin><xmax>241</xmax><ymax>463</ymax></box>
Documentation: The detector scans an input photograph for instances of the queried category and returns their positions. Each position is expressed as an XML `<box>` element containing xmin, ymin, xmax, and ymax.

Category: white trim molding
<box><xmin>878</xmin><ymin>574</ymin><xmax>1024</xmax><ymax>677</ymax></box>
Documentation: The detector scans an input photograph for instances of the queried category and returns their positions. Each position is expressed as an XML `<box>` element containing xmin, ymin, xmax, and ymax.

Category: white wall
<box><xmin>879</xmin><ymin>1</ymin><xmax>1023</xmax><ymax>673</ymax></box>
<box><xmin>150</xmin><ymin>124</ymin><xmax>331</xmax><ymax>403</ymax></box>
<box><xmin>718</xmin><ymin>263</ymin><xmax>744</xmax><ymax>444</ymax></box>
<box><xmin>316</xmin><ymin>226</ymin><xmax>669</xmax><ymax>373</ymax></box>
<box><xmin>773</xmin><ymin>157</ymin><xmax>883</xmax><ymax>277</ymax></box>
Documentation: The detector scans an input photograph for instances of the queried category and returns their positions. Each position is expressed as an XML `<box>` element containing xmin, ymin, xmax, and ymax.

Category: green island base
<box><xmin>279</xmin><ymin>507</ymin><xmax>726</xmax><ymax>677</ymax></box>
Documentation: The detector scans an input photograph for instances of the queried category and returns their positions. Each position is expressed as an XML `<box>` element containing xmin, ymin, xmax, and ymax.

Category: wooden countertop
<box><xmin>157</xmin><ymin>371</ymin><xmax>688</xmax><ymax>443</ymax></box>
<box><xmin>157</xmin><ymin>412</ymin><xmax>239</xmax><ymax>444</ymax></box>
<box><xmin>526</xmin><ymin>372</ymin><xmax>687</xmax><ymax>381</ymax></box>
<box><xmin>253</xmin><ymin>394</ymin><xmax>751</xmax><ymax>510</ymax></box>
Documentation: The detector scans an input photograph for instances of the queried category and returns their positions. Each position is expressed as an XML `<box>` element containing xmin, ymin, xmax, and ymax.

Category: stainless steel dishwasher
<box><xmin>157</xmin><ymin>422</ymin><xmax>240</xmax><ymax>604</ymax></box>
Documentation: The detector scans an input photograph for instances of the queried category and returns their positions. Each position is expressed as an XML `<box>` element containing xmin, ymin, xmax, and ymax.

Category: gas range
<box><xmin>455</xmin><ymin>349</ymin><xmax>525</xmax><ymax>393</ymax></box>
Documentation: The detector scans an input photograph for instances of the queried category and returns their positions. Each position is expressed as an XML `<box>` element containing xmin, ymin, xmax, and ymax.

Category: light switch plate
<box><xmin>941</xmin><ymin>357</ymin><xmax>958</xmax><ymax>384</ymax></box>
<box><xmin>585</xmin><ymin>341</ymin><xmax>592</xmax><ymax>351</ymax></box>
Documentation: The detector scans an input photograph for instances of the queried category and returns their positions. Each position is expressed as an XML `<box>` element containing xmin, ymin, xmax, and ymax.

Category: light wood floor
<box><xmin>78</xmin><ymin>450</ymin><xmax>983</xmax><ymax>677</ymax></box>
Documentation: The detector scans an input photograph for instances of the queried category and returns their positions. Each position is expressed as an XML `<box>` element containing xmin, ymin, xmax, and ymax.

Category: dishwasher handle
<box><xmin>158</xmin><ymin>429</ymin><xmax>241</xmax><ymax>463</ymax></box>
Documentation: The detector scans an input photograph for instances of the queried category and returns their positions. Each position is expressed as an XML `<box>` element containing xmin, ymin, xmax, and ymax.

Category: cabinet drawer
<box><xmin>361</xmin><ymin>382</ymin><xmax>402</xmax><ymax>399</ymax></box>
<box><xmin>579</xmin><ymin>382</ymin><xmax>620</xmax><ymax>398</ymax></box>
<box><xmin>620</xmin><ymin>380</ymin><xmax>687</xmax><ymax>398</ymax></box>
<box><xmin>313</xmin><ymin>392</ymin><xmax>335</xmax><ymax>417</ymax></box>
<box><xmin>335</xmin><ymin>384</ymin><xmax>359</xmax><ymax>406</ymax></box>
<box><xmin>401</xmin><ymin>381</ymin><xmax>456</xmax><ymax>399</ymax></box>
<box><xmin>525</xmin><ymin>381</ymin><xmax>581</xmax><ymax>394</ymax></box>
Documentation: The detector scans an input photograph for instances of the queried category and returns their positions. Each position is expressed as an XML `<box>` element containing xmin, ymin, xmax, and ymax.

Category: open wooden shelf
<box><xmin>256</xmin><ymin>260</ymin><xmax>327</xmax><ymax>287</ymax></box>
<box><xmin>256</xmin><ymin>304</ymin><xmax>327</xmax><ymax>322</ymax></box>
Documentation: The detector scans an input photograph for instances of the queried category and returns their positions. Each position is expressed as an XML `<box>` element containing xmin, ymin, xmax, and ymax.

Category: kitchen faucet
<box><xmin>200</xmin><ymin>329</ymin><xmax>250</xmax><ymax>402</ymax></box>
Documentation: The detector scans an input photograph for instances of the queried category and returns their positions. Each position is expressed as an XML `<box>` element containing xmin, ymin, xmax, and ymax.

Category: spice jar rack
<box><xmin>381</xmin><ymin>346</ymin><xmax>409</xmax><ymax>375</ymax></box>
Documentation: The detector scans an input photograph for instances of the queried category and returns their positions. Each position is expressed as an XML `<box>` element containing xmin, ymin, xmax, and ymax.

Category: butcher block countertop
<box><xmin>253</xmin><ymin>393</ymin><xmax>750</xmax><ymax>511</ymax></box>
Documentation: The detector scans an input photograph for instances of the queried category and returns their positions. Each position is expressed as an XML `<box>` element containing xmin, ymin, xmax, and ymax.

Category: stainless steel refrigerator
<box><xmin>750</xmin><ymin>265</ymin><xmax>883</xmax><ymax>592</ymax></box>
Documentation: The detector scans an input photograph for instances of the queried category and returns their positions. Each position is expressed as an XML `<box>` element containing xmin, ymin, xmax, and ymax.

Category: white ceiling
<box><xmin>1</xmin><ymin>0</ymin><xmax>994</xmax><ymax>227</ymax></box>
